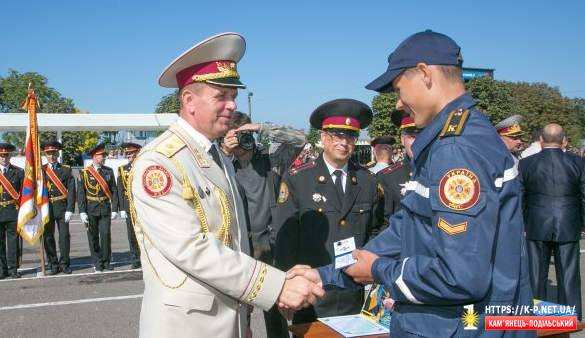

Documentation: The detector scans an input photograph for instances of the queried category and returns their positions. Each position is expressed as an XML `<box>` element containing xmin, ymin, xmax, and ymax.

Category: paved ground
<box><xmin>1</xmin><ymin>215</ymin><xmax>583</xmax><ymax>337</ymax></box>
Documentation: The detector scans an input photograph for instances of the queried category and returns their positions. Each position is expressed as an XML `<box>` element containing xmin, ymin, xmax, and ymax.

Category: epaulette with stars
<box><xmin>378</xmin><ymin>161</ymin><xmax>404</xmax><ymax>175</ymax></box>
<box><xmin>288</xmin><ymin>161</ymin><xmax>316</xmax><ymax>176</ymax></box>
<box><xmin>439</xmin><ymin>108</ymin><xmax>470</xmax><ymax>138</ymax></box>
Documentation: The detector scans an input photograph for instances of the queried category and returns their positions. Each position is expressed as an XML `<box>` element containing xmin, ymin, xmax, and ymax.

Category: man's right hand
<box><xmin>286</xmin><ymin>265</ymin><xmax>323</xmax><ymax>286</ymax></box>
<box><xmin>277</xmin><ymin>273</ymin><xmax>325</xmax><ymax>311</ymax></box>
<box><xmin>80</xmin><ymin>212</ymin><xmax>89</xmax><ymax>225</ymax></box>
<box><xmin>221</xmin><ymin>129</ymin><xmax>239</xmax><ymax>155</ymax></box>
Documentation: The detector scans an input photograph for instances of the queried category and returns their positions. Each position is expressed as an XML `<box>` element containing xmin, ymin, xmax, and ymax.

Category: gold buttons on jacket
<box><xmin>339</xmin><ymin>219</ymin><xmax>347</xmax><ymax>226</ymax></box>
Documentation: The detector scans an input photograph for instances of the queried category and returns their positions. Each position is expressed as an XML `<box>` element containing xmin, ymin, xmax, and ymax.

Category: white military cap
<box><xmin>158</xmin><ymin>32</ymin><xmax>246</xmax><ymax>89</ymax></box>
<box><xmin>495</xmin><ymin>114</ymin><xmax>524</xmax><ymax>137</ymax></box>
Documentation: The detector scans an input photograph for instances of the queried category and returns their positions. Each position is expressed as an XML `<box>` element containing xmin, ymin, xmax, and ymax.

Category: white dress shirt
<box><xmin>369</xmin><ymin>162</ymin><xmax>390</xmax><ymax>174</ymax></box>
<box><xmin>323</xmin><ymin>158</ymin><xmax>348</xmax><ymax>193</ymax></box>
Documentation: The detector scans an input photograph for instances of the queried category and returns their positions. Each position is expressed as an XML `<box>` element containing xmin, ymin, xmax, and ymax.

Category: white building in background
<box><xmin>0</xmin><ymin>113</ymin><xmax>178</xmax><ymax>170</ymax></box>
<box><xmin>0</xmin><ymin>113</ymin><xmax>178</xmax><ymax>144</ymax></box>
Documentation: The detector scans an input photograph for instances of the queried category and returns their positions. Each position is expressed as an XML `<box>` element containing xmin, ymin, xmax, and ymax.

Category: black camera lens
<box><xmin>236</xmin><ymin>131</ymin><xmax>255</xmax><ymax>151</ymax></box>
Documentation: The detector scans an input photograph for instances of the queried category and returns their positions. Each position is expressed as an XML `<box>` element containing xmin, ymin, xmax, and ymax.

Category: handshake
<box><xmin>275</xmin><ymin>250</ymin><xmax>381</xmax><ymax>317</ymax></box>
<box><xmin>276</xmin><ymin>265</ymin><xmax>325</xmax><ymax>317</ymax></box>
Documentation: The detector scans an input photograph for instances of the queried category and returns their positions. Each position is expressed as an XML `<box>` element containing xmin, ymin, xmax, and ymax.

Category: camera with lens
<box><xmin>236</xmin><ymin>131</ymin><xmax>255</xmax><ymax>151</ymax></box>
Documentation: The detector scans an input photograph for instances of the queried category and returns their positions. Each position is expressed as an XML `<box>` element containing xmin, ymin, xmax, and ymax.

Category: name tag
<box><xmin>334</xmin><ymin>237</ymin><xmax>357</xmax><ymax>269</ymax></box>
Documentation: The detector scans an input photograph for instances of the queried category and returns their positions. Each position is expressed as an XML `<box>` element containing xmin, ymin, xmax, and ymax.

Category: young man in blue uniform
<box><xmin>288</xmin><ymin>30</ymin><xmax>535</xmax><ymax>337</ymax></box>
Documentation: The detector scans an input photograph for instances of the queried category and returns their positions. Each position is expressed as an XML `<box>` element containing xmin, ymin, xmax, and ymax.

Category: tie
<box><xmin>333</xmin><ymin>170</ymin><xmax>344</xmax><ymax>202</ymax></box>
<box><xmin>208</xmin><ymin>145</ymin><xmax>224</xmax><ymax>170</ymax></box>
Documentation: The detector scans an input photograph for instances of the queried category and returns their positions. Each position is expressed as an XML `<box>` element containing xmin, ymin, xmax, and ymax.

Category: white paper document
<box><xmin>333</xmin><ymin>237</ymin><xmax>357</xmax><ymax>269</ymax></box>
<box><xmin>318</xmin><ymin>314</ymin><xmax>388</xmax><ymax>337</ymax></box>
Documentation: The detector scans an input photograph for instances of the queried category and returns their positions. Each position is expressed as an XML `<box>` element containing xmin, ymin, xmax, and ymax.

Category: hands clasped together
<box><xmin>277</xmin><ymin>249</ymin><xmax>382</xmax><ymax>317</ymax></box>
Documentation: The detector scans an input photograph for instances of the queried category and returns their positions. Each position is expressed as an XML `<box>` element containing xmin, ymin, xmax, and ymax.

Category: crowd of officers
<box><xmin>0</xmin><ymin>37</ymin><xmax>583</xmax><ymax>338</ymax></box>
<box><xmin>0</xmin><ymin>110</ymin><xmax>582</xmax><ymax>333</ymax></box>
<box><xmin>219</xmin><ymin>107</ymin><xmax>583</xmax><ymax>336</ymax></box>
<box><xmin>0</xmin><ymin>141</ymin><xmax>142</xmax><ymax>278</ymax></box>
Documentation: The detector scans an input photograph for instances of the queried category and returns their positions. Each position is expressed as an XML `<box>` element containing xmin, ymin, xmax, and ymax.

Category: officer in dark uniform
<box><xmin>520</xmin><ymin>123</ymin><xmax>584</xmax><ymax>320</ymax></box>
<box><xmin>376</xmin><ymin>113</ymin><xmax>418</xmax><ymax>219</ymax></box>
<box><xmin>117</xmin><ymin>142</ymin><xmax>141</xmax><ymax>269</ymax></box>
<box><xmin>290</xmin><ymin>30</ymin><xmax>534</xmax><ymax>337</ymax></box>
<box><xmin>78</xmin><ymin>143</ymin><xmax>119</xmax><ymax>272</ymax></box>
<box><xmin>0</xmin><ymin>143</ymin><xmax>24</xmax><ymax>279</ymax></box>
<box><xmin>274</xmin><ymin>99</ymin><xmax>381</xmax><ymax>324</ymax></box>
<box><xmin>42</xmin><ymin>141</ymin><xmax>76</xmax><ymax>275</ymax></box>
<box><xmin>369</xmin><ymin>136</ymin><xmax>394</xmax><ymax>174</ymax></box>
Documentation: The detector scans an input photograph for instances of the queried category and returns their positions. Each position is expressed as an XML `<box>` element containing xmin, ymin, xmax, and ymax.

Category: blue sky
<box><xmin>1</xmin><ymin>1</ymin><xmax>583</xmax><ymax>130</ymax></box>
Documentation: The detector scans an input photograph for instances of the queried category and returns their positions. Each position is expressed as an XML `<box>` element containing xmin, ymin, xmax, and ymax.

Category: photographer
<box><xmin>221</xmin><ymin>111</ymin><xmax>306</xmax><ymax>338</ymax></box>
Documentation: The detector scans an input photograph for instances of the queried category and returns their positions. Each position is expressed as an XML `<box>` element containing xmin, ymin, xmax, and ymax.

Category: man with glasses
<box><xmin>274</xmin><ymin>98</ymin><xmax>381</xmax><ymax>324</ymax></box>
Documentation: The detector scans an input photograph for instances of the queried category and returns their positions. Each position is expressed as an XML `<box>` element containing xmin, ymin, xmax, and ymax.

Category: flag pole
<box><xmin>17</xmin><ymin>83</ymin><xmax>50</xmax><ymax>277</ymax></box>
<box><xmin>38</xmin><ymin>234</ymin><xmax>46</xmax><ymax>276</ymax></box>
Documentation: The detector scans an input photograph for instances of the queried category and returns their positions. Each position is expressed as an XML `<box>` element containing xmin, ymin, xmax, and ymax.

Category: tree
<box><xmin>369</xmin><ymin>76</ymin><xmax>585</xmax><ymax>147</ymax></box>
<box><xmin>307</xmin><ymin>127</ymin><xmax>320</xmax><ymax>146</ymax></box>
<box><xmin>508</xmin><ymin>82</ymin><xmax>582</xmax><ymax>145</ymax></box>
<box><xmin>0</xmin><ymin>70</ymin><xmax>98</xmax><ymax>164</ymax></box>
<box><xmin>369</xmin><ymin>93</ymin><xmax>399</xmax><ymax>142</ymax></box>
<box><xmin>61</xmin><ymin>130</ymin><xmax>99</xmax><ymax>165</ymax></box>
<box><xmin>465</xmin><ymin>77</ymin><xmax>517</xmax><ymax>124</ymax></box>
<box><xmin>155</xmin><ymin>90</ymin><xmax>180</xmax><ymax>114</ymax></box>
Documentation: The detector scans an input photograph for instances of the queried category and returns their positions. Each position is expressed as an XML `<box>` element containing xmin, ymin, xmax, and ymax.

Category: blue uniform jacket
<box><xmin>318</xmin><ymin>93</ymin><xmax>535</xmax><ymax>337</ymax></box>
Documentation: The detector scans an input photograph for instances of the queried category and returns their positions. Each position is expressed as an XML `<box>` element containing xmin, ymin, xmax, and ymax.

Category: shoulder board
<box><xmin>62</xmin><ymin>164</ymin><xmax>70</xmax><ymax>169</ymax></box>
<box><xmin>289</xmin><ymin>161</ymin><xmax>316</xmax><ymax>176</ymax></box>
<box><xmin>378</xmin><ymin>161</ymin><xmax>403</xmax><ymax>175</ymax></box>
<box><xmin>439</xmin><ymin>108</ymin><xmax>470</xmax><ymax>138</ymax></box>
<box><xmin>155</xmin><ymin>133</ymin><xmax>186</xmax><ymax>158</ymax></box>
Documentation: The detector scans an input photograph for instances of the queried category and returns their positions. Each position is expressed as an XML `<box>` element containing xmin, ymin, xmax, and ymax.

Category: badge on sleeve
<box><xmin>277</xmin><ymin>182</ymin><xmax>289</xmax><ymax>204</ymax></box>
<box><xmin>439</xmin><ymin>168</ymin><xmax>480</xmax><ymax>211</ymax></box>
<box><xmin>142</xmin><ymin>165</ymin><xmax>172</xmax><ymax>198</ymax></box>
<box><xmin>437</xmin><ymin>217</ymin><xmax>468</xmax><ymax>235</ymax></box>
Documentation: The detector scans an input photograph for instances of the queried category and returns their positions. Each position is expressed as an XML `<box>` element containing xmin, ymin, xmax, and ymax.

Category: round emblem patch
<box><xmin>277</xmin><ymin>182</ymin><xmax>289</xmax><ymax>204</ymax></box>
<box><xmin>142</xmin><ymin>165</ymin><xmax>172</xmax><ymax>198</ymax></box>
<box><xmin>439</xmin><ymin>168</ymin><xmax>480</xmax><ymax>211</ymax></box>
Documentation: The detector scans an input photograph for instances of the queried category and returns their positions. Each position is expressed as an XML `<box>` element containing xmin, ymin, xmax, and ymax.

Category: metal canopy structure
<box><xmin>0</xmin><ymin>113</ymin><xmax>178</xmax><ymax>132</ymax></box>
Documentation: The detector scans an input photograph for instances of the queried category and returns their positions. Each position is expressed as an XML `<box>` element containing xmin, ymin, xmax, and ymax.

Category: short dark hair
<box><xmin>403</xmin><ymin>65</ymin><xmax>463</xmax><ymax>84</ymax></box>
<box><xmin>437</xmin><ymin>65</ymin><xmax>463</xmax><ymax>82</ymax></box>
<box><xmin>228</xmin><ymin>111</ymin><xmax>251</xmax><ymax>129</ymax></box>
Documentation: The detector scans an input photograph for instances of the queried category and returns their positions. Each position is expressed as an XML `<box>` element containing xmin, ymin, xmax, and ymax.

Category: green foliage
<box><xmin>0</xmin><ymin>69</ymin><xmax>75</xmax><ymax>114</ymax></box>
<box><xmin>465</xmin><ymin>77</ymin><xmax>516</xmax><ymax>124</ymax></box>
<box><xmin>155</xmin><ymin>90</ymin><xmax>180</xmax><ymax>114</ymax></box>
<box><xmin>61</xmin><ymin>131</ymin><xmax>99</xmax><ymax>165</ymax></box>
<box><xmin>507</xmin><ymin>82</ymin><xmax>581</xmax><ymax>144</ymax></box>
<box><xmin>369</xmin><ymin>93</ymin><xmax>399</xmax><ymax>143</ymax></box>
<box><xmin>369</xmin><ymin>76</ymin><xmax>585</xmax><ymax>147</ymax></box>
<box><xmin>0</xmin><ymin>70</ymin><xmax>98</xmax><ymax>164</ymax></box>
<box><xmin>307</xmin><ymin>127</ymin><xmax>320</xmax><ymax>146</ymax></box>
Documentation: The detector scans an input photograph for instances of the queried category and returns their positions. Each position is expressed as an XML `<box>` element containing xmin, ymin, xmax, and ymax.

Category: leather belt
<box><xmin>87</xmin><ymin>196</ymin><xmax>109</xmax><ymax>202</ymax></box>
<box><xmin>50</xmin><ymin>195</ymin><xmax>67</xmax><ymax>203</ymax></box>
<box><xmin>0</xmin><ymin>200</ymin><xmax>17</xmax><ymax>207</ymax></box>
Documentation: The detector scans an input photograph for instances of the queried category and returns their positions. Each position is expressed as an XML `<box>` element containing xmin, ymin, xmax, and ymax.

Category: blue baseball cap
<box><xmin>365</xmin><ymin>30</ymin><xmax>463</xmax><ymax>92</ymax></box>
